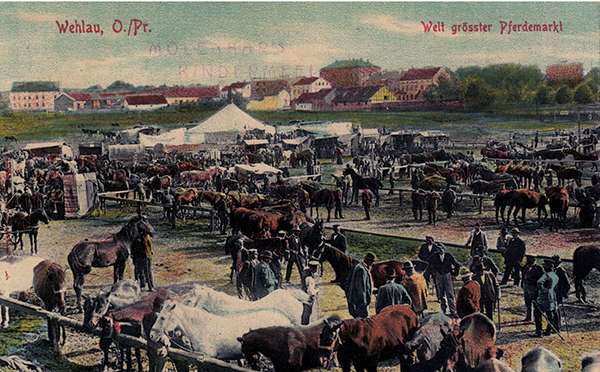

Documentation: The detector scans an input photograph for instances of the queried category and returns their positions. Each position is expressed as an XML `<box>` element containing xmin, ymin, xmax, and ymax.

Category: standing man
<box><xmin>428</xmin><ymin>245</ymin><xmax>461</xmax><ymax>318</ymax></box>
<box><xmin>388</xmin><ymin>170</ymin><xmax>396</xmax><ymax>195</ymax></box>
<box><xmin>426</xmin><ymin>190</ymin><xmax>441</xmax><ymax>225</ymax></box>
<box><xmin>495</xmin><ymin>227</ymin><xmax>510</xmax><ymax>255</ymax></box>
<box><xmin>401</xmin><ymin>261</ymin><xmax>428</xmax><ymax>317</ymax></box>
<box><xmin>131</xmin><ymin>232</ymin><xmax>154</xmax><ymax>291</ymax></box>
<box><xmin>237</xmin><ymin>248</ymin><xmax>259</xmax><ymax>300</ymax></box>
<box><xmin>441</xmin><ymin>186</ymin><xmax>457</xmax><ymax>219</ymax></box>
<box><xmin>411</xmin><ymin>189</ymin><xmax>426</xmax><ymax>221</ymax></box>
<box><xmin>215</xmin><ymin>198</ymin><xmax>229</xmax><ymax>235</ymax></box>
<box><xmin>552</xmin><ymin>254</ymin><xmax>570</xmax><ymax>329</ymax></box>
<box><xmin>330</xmin><ymin>224</ymin><xmax>348</xmax><ymax>253</ymax></box>
<box><xmin>375</xmin><ymin>268</ymin><xmax>412</xmax><ymax>314</ymax></box>
<box><xmin>346</xmin><ymin>252</ymin><xmax>376</xmax><ymax>319</ymax></box>
<box><xmin>254</xmin><ymin>251</ymin><xmax>278</xmax><ymax>300</ymax></box>
<box><xmin>531</xmin><ymin>259</ymin><xmax>559</xmax><ymax>338</ymax></box>
<box><xmin>418</xmin><ymin>235</ymin><xmax>443</xmax><ymax>286</ymax></box>
<box><xmin>456</xmin><ymin>268</ymin><xmax>480</xmax><ymax>319</ymax></box>
<box><xmin>500</xmin><ymin>228</ymin><xmax>526</xmax><ymax>286</ymax></box>
<box><xmin>521</xmin><ymin>256</ymin><xmax>544</xmax><ymax>322</ymax></box>
<box><xmin>301</xmin><ymin>260</ymin><xmax>322</xmax><ymax>325</ymax></box>
<box><xmin>361</xmin><ymin>188</ymin><xmax>373</xmax><ymax>221</ymax></box>
<box><xmin>285</xmin><ymin>226</ymin><xmax>307</xmax><ymax>285</ymax></box>
<box><xmin>472</xmin><ymin>262</ymin><xmax>500</xmax><ymax>321</ymax></box>
<box><xmin>465</xmin><ymin>223</ymin><xmax>488</xmax><ymax>258</ymax></box>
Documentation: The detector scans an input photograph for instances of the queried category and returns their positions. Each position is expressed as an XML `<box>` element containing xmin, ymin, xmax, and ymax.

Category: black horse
<box><xmin>573</xmin><ymin>245</ymin><xmax>600</xmax><ymax>303</ymax></box>
<box><xmin>11</xmin><ymin>208</ymin><xmax>50</xmax><ymax>254</ymax></box>
<box><xmin>300</xmin><ymin>219</ymin><xmax>325</xmax><ymax>260</ymax></box>
<box><xmin>301</xmin><ymin>184</ymin><xmax>335</xmax><ymax>222</ymax></box>
<box><xmin>67</xmin><ymin>215</ymin><xmax>155</xmax><ymax>311</ymax></box>
<box><xmin>343</xmin><ymin>167</ymin><xmax>384</xmax><ymax>206</ymax></box>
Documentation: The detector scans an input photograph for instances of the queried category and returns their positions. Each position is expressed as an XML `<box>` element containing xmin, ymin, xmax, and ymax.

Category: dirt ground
<box><xmin>3</xmin><ymin>170</ymin><xmax>600</xmax><ymax>371</ymax></box>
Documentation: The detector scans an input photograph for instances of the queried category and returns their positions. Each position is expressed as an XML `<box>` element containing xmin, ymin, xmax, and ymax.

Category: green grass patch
<box><xmin>0</xmin><ymin>317</ymin><xmax>44</xmax><ymax>355</ymax></box>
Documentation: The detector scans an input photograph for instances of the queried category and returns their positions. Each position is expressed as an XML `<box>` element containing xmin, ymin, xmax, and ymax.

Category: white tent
<box><xmin>139</xmin><ymin>128</ymin><xmax>188</xmax><ymax>147</ymax></box>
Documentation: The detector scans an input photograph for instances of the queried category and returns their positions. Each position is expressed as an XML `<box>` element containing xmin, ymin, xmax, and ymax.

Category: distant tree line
<box><xmin>425</xmin><ymin>64</ymin><xmax>599</xmax><ymax>109</ymax></box>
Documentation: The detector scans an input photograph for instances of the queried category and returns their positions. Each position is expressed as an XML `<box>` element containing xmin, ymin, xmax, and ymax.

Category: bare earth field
<box><xmin>2</xmin><ymin>182</ymin><xmax>600</xmax><ymax>372</ymax></box>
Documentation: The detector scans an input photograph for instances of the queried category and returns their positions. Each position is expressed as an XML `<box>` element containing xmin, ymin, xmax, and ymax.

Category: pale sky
<box><xmin>0</xmin><ymin>2</ymin><xmax>598</xmax><ymax>91</ymax></box>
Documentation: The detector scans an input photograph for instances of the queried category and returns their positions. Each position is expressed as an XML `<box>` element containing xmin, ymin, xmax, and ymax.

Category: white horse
<box><xmin>177</xmin><ymin>284</ymin><xmax>308</xmax><ymax>325</ymax></box>
<box><xmin>0</xmin><ymin>256</ymin><xmax>44</xmax><ymax>327</ymax></box>
<box><xmin>149</xmin><ymin>300</ymin><xmax>294</xmax><ymax>360</ymax></box>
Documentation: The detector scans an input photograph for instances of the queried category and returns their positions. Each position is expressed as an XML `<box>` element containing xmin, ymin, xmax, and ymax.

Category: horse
<box><xmin>573</xmin><ymin>245</ymin><xmax>600</xmax><ymax>303</ymax></box>
<box><xmin>197</xmin><ymin>190</ymin><xmax>227</xmax><ymax>209</ymax></box>
<box><xmin>549</xmin><ymin>164</ymin><xmax>583</xmax><ymax>187</ymax></box>
<box><xmin>505</xmin><ymin>189</ymin><xmax>548</xmax><ymax>225</ymax></box>
<box><xmin>300</xmin><ymin>219</ymin><xmax>325</xmax><ymax>259</ymax></box>
<box><xmin>67</xmin><ymin>215</ymin><xmax>155</xmax><ymax>311</ymax></box>
<box><xmin>148</xmin><ymin>300</ymin><xmax>295</xmax><ymax>360</ymax></box>
<box><xmin>521</xmin><ymin>346</ymin><xmax>562</xmax><ymax>372</ymax></box>
<box><xmin>11</xmin><ymin>208</ymin><xmax>50</xmax><ymax>254</ymax></box>
<box><xmin>302</xmin><ymin>184</ymin><xmax>335</xmax><ymax>222</ymax></box>
<box><xmin>581</xmin><ymin>350</ymin><xmax>600</xmax><ymax>372</ymax></box>
<box><xmin>32</xmin><ymin>260</ymin><xmax>66</xmax><ymax>351</ymax></box>
<box><xmin>83</xmin><ymin>279</ymin><xmax>141</xmax><ymax>330</ymax></box>
<box><xmin>343</xmin><ymin>167</ymin><xmax>384</xmax><ymax>206</ymax></box>
<box><xmin>545</xmin><ymin>186</ymin><xmax>569</xmax><ymax>231</ymax></box>
<box><xmin>3</xmin><ymin>136</ymin><xmax>17</xmax><ymax>142</ymax></box>
<box><xmin>0</xmin><ymin>256</ymin><xmax>45</xmax><ymax>327</ymax></box>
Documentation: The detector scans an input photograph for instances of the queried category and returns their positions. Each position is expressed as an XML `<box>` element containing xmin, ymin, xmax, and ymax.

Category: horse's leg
<box><xmin>73</xmin><ymin>273</ymin><xmax>86</xmax><ymax>312</ymax></box>
<box><xmin>0</xmin><ymin>305</ymin><xmax>8</xmax><ymax>328</ymax></box>
<box><xmin>575</xmin><ymin>265</ymin><xmax>592</xmax><ymax>303</ymax></box>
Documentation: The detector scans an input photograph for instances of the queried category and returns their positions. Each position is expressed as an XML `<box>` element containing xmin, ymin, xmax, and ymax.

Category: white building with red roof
<box><xmin>396</xmin><ymin>67</ymin><xmax>451</xmax><ymax>101</ymax></box>
<box><xmin>124</xmin><ymin>94</ymin><xmax>168</xmax><ymax>111</ymax></box>
<box><xmin>220</xmin><ymin>82</ymin><xmax>252</xmax><ymax>100</ymax></box>
<box><xmin>290</xmin><ymin>77</ymin><xmax>332</xmax><ymax>101</ymax></box>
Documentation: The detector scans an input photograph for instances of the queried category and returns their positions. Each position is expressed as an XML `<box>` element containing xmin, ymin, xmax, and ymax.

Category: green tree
<box><xmin>574</xmin><ymin>83</ymin><xmax>597</xmax><ymax>104</ymax></box>
<box><xmin>459</xmin><ymin>76</ymin><xmax>494</xmax><ymax>108</ymax></box>
<box><xmin>425</xmin><ymin>76</ymin><xmax>460</xmax><ymax>102</ymax></box>
<box><xmin>555</xmin><ymin>85</ymin><xmax>574</xmax><ymax>104</ymax></box>
<box><xmin>106</xmin><ymin>80</ymin><xmax>135</xmax><ymax>92</ymax></box>
<box><xmin>535</xmin><ymin>85</ymin><xmax>554</xmax><ymax>105</ymax></box>
<box><xmin>585</xmin><ymin>67</ymin><xmax>600</xmax><ymax>95</ymax></box>
<box><xmin>83</xmin><ymin>84</ymin><xmax>103</xmax><ymax>92</ymax></box>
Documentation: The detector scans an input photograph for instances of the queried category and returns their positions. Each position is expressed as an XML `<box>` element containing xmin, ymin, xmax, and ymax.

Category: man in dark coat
<box><xmin>500</xmin><ymin>227</ymin><xmax>526</xmax><ymax>286</ymax></box>
<box><xmin>346</xmin><ymin>252</ymin><xmax>375</xmax><ymax>319</ymax></box>
<box><xmin>531</xmin><ymin>259</ymin><xmax>559</xmax><ymax>338</ymax></box>
<box><xmin>472</xmin><ymin>261</ymin><xmax>500</xmax><ymax>321</ymax></box>
<box><xmin>285</xmin><ymin>226</ymin><xmax>307</xmax><ymax>284</ymax></box>
<box><xmin>552</xmin><ymin>254</ymin><xmax>570</xmax><ymax>330</ymax></box>
<box><xmin>329</xmin><ymin>224</ymin><xmax>348</xmax><ymax>253</ymax></box>
<box><xmin>521</xmin><ymin>255</ymin><xmax>544</xmax><ymax>322</ymax></box>
<box><xmin>428</xmin><ymin>245</ymin><xmax>461</xmax><ymax>317</ymax></box>
<box><xmin>465</xmin><ymin>223</ymin><xmax>488</xmax><ymax>258</ymax></box>
<box><xmin>254</xmin><ymin>251</ymin><xmax>277</xmax><ymax>300</ymax></box>
<box><xmin>426</xmin><ymin>190</ymin><xmax>441</xmax><ymax>225</ymax></box>
<box><xmin>375</xmin><ymin>268</ymin><xmax>412</xmax><ymax>314</ymax></box>
<box><xmin>361</xmin><ymin>188</ymin><xmax>373</xmax><ymax>221</ymax></box>
<box><xmin>441</xmin><ymin>186</ymin><xmax>457</xmax><ymax>219</ymax></box>
<box><xmin>456</xmin><ymin>268</ymin><xmax>480</xmax><ymax>318</ymax></box>
<box><xmin>237</xmin><ymin>248</ymin><xmax>259</xmax><ymax>300</ymax></box>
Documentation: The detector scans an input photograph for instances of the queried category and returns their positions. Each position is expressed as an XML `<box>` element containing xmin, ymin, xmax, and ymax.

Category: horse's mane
<box><xmin>115</xmin><ymin>216</ymin><xmax>146</xmax><ymax>243</ymax></box>
<box><xmin>321</xmin><ymin>244</ymin><xmax>357</xmax><ymax>286</ymax></box>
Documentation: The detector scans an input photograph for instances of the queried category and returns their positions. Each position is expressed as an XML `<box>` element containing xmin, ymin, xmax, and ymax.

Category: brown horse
<box><xmin>11</xmin><ymin>208</ymin><xmax>50</xmax><ymax>254</ymax></box>
<box><xmin>67</xmin><ymin>215</ymin><xmax>155</xmax><ymax>311</ymax></box>
<box><xmin>33</xmin><ymin>260</ymin><xmax>66</xmax><ymax>351</ymax></box>
<box><xmin>302</xmin><ymin>184</ymin><xmax>335</xmax><ymax>222</ymax></box>
<box><xmin>573</xmin><ymin>245</ymin><xmax>600</xmax><ymax>303</ymax></box>
<box><xmin>343</xmin><ymin>167</ymin><xmax>384</xmax><ymax>206</ymax></box>
<box><xmin>545</xmin><ymin>186</ymin><xmax>569</xmax><ymax>231</ymax></box>
<box><xmin>549</xmin><ymin>164</ymin><xmax>582</xmax><ymax>187</ymax></box>
<box><xmin>197</xmin><ymin>190</ymin><xmax>227</xmax><ymax>208</ymax></box>
<box><xmin>506</xmin><ymin>189</ymin><xmax>547</xmax><ymax>225</ymax></box>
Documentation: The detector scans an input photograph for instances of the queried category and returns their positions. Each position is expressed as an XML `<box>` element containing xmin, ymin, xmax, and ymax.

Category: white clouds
<box><xmin>361</xmin><ymin>15</ymin><xmax>423</xmax><ymax>34</ymax></box>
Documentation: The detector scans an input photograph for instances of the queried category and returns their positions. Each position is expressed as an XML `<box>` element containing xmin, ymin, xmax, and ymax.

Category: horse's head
<box><xmin>237</xmin><ymin>331</ymin><xmax>262</xmax><ymax>371</ymax></box>
<box><xmin>131</xmin><ymin>215</ymin><xmax>155</xmax><ymax>237</ymax></box>
<box><xmin>318</xmin><ymin>317</ymin><xmax>343</xmax><ymax>368</ymax></box>
<box><xmin>36</xmin><ymin>208</ymin><xmax>50</xmax><ymax>225</ymax></box>
<box><xmin>148</xmin><ymin>301</ymin><xmax>177</xmax><ymax>347</ymax></box>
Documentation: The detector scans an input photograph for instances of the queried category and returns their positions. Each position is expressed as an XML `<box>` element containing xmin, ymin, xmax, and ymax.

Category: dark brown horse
<box><xmin>545</xmin><ymin>186</ymin><xmax>569</xmax><ymax>231</ymax></box>
<box><xmin>11</xmin><ymin>208</ymin><xmax>50</xmax><ymax>254</ymax></box>
<box><xmin>343</xmin><ymin>167</ymin><xmax>384</xmax><ymax>206</ymax></box>
<box><xmin>67</xmin><ymin>215</ymin><xmax>155</xmax><ymax>311</ymax></box>
<box><xmin>573</xmin><ymin>245</ymin><xmax>600</xmax><ymax>303</ymax></box>
<box><xmin>302</xmin><ymin>184</ymin><xmax>335</xmax><ymax>222</ymax></box>
<box><xmin>197</xmin><ymin>190</ymin><xmax>227</xmax><ymax>208</ymax></box>
<box><xmin>549</xmin><ymin>164</ymin><xmax>582</xmax><ymax>187</ymax></box>
<box><xmin>33</xmin><ymin>260</ymin><xmax>66</xmax><ymax>351</ymax></box>
<box><xmin>505</xmin><ymin>189</ymin><xmax>548</xmax><ymax>225</ymax></box>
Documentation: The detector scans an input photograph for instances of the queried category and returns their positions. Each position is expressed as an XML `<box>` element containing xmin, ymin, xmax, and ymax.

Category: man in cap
<box><xmin>411</xmin><ymin>189</ymin><xmax>426</xmax><ymax>221</ymax></box>
<box><xmin>441</xmin><ymin>185</ymin><xmax>457</xmax><ymax>219</ymax></box>
<box><xmin>375</xmin><ymin>268</ymin><xmax>412</xmax><ymax>314</ymax></box>
<box><xmin>496</xmin><ymin>227</ymin><xmax>510</xmax><ymax>255</ymax></box>
<box><xmin>521</xmin><ymin>255</ymin><xmax>544</xmax><ymax>322</ymax></box>
<box><xmin>455</xmin><ymin>268</ymin><xmax>480</xmax><ymax>318</ymax></box>
<box><xmin>426</xmin><ymin>190</ymin><xmax>441</xmax><ymax>225</ymax></box>
<box><xmin>552</xmin><ymin>254</ymin><xmax>570</xmax><ymax>330</ymax></box>
<box><xmin>500</xmin><ymin>227</ymin><xmax>526</xmax><ymax>286</ymax></box>
<box><xmin>401</xmin><ymin>261</ymin><xmax>428</xmax><ymax>317</ymax></box>
<box><xmin>346</xmin><ymin>252</ymin><xmax>376</xmax><ymax>318</ymax></box>
<box><xmin>285</xmin><ymin>226</ymin><xmax>307</xmax><ymax>284</ymax></box>
<box><xmin>237</xmin><ymin>248</ymin><xmax>259</xmax><ymax>300</ymax></box>
<box><xmin>330</xmin><ymin>224</ymin><xmax>348</xmax><ymax>253</ymax></box>
<box><xmin>465</xmin><ymin>223</ymin><xmax>488</xmax><ymax>258</ymax></box>
<box><xmin>301</xmin><ymin>260</ymin><xmax>322</xmax><ymax>325</ymax></box>
<box><xmin>531</xmin><ymin>258</ymin><xmax>559</xmax><ymax>338</ymax></box>
<box><xmin>428</xmin><ymin>244</ymin><xmax>461</xmax><ymax>317</ymax></box>
<box><xmin>361</xmin><ymin>188</ymin><xmax>373</xmax><ymax>221</ymax></box>
<box><xmin>472</xmin><ymin>261</ymin><xmax>500</xmax><ymax>320</ymax></box>
<box><xmin>254</xmin><ymin>251</ymin><xmax>278</xmax><ymax>300</ymax></box>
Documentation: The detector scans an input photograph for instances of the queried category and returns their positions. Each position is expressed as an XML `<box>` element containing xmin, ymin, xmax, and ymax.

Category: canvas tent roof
<box><xmin>187</xmin><ymin>104</ymin><xmax>275</xmax><ymax>135</ymax></box>
<box><xmin>235</xmin><ymin>163</ymin><xmax>282</xmax><ymax>175</ymax></box>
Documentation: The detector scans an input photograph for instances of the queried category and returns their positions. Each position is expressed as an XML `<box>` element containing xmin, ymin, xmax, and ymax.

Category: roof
<box><xmin>243</xmin><ymin>139</ymin><xmax>269</xmax><ymax>146</ymax></box>
<box><xmin>187</xmin><ymin>104</ymin><xmax>275</xmax><ymax>135</ymax></box>
<box><xmin>221</xmin><ymin>82</ymin><xmax>249</xmax><ymax>91</ymax></box>
<box><xmin>235</xmin><ymin>163</ymin><xmax>282</xmax><ymax>175</ymax></box>
<box><xmin>23</xmin><ymin>142</ymin><xmax>65</xmax><ymax>150</ymax></box>
<box><xmin>282</xmin><ymin>136</ymin><xmax>310</xmax><ymax>146</ymax></box>
<box><xmin>295</xmin><ymin>89</ymin><xmax>333</xmax><ymax>103</ymax></box>
<box><xmin>399</xmin><ymin>67</ymin><xmax>443</xmax><ymax>81</ymax></box>
<box><xmin>366</xmin><ymin>71</ymin><xmax>403</xmax><ymax>83</ymax></box>
<box><xmin>157</xmin><ymin>86</ymin><xmax>219</xmax><ymax>99</ymax></box>
<box><xmin>321</xmin><ymin>59</ymin><xmax>379</xmax><ymax>71</ymax></box>
<box><xmin>11</xmin><ymin>81</ymin><xmax>59</xmax><ymax>92</ymax></box>
<box><xmin>331</xmin><ymin>86</ymin><xmax>387</xmax><ymax>104</ymax></box>
<box><xmin>68</xmin><ymin>93</ymin><xmax>92</xmax><ymax>101</ymax></box>
<box><xmin>125</xmin><ymin>94</ymin><xmax>168</xmax><ymax>105</ymax></box>
<box><xmin>292</xmin><ymin>77</ymin><xmax>320</xmax><ymax>86</ymax></box>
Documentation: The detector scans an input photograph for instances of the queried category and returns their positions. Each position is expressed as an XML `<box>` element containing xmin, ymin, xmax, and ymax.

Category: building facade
<box><xmin>10</xmin><ymin>81</ymin><xmax>61</xmax><ymax>112</ymax></box>
<box><xmin>319</xmin><ymin>59</ymin><xmax>381</xmax><ymax>88</ymax></box>
<box><xmin>290</xmin><ymin>77</ymin><xmax>332</xmax><ymax>101</ymax></box>
<box><xmin>396</xmin><ymin>67</ymin><xmax>451</xmax><ymax>101</ymax></box>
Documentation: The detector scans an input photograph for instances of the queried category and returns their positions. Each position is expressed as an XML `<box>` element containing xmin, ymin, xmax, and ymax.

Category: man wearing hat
<box><xmin>456</xmin><ymin>268</ymin><xmax>480</xmax><ymax>319</ymax></box>
<box><xmin>301</xmin><ymin>260</ymin><xmax>322</xmax><ymax>325</ymax></box>
<box><xmin>254</xmin><ymin>251</ymin><xmax>278</xmax><ymax>300</ymax></box>
<box><xmin>285</xmin><ymin>226</ymin><xmax>307</xmax><ymax>285</ymax></box>
<box><xmin>426</xmin><ymin>190</ymin><xmax>441</xmax><ymax>225</ymax></box>
<box><xmin>496</xmin><ymin>227</ymin><xmax>510</xmax><ymax>255</ymax></box>
<box><xmin>237</xmin><ymin>248</ymin><xmax>259</xmax><ymax>300</ymax></box>
<box><xmin>375</xmin><ymin>267</ymin><xmax>412</xmax><ymax>314</ymax></box>
<box><xmin>531</xmin><ymin>258</ymin><xmax>559</xmax><ymax>338</ymax></box>
<box><xmin>472</xmin><ymin>261</ymin><xmax>500</xmax><ymax>320</ymax></box>
<box><xmin>521</xmin><ymin>255</ymin><xmax>544</xmax><ymax>322</ymax></box>
<box><xmin>465</xmin><ymin>223</ymin><xmax>488</xmax><ymax>258</ymax></box>
<box><xmin>330</xmin><ymin>224</ymin><xmax>348</xmax><ymax>253</ymax></box>
<box><xmin>361</xmin><ymin>188</ymin><xmax>373</xmax><ymax>221</ymax></box>
<box><xmin>401</xmin><ymin>261</ymin><xmax>428</xmax><ymax>317</ymax></box>
<box><xmin>427</xmin><ymin>244</ymin><xmax>461</xmax><ymax>317</ymax></box>
<box><xmin>552</xmin><ymin>255</ymin><xmax>570</xmax><ymax>330</ymax></box>
<box><xmin>500</xmin><ymin>227</ymin><xmax>526</xmax><ymax>286</ymax></box>
<box><xmin>346</xmin><ymin>252</ymin><xmax>376</xmax><ymax>318</ymax></box>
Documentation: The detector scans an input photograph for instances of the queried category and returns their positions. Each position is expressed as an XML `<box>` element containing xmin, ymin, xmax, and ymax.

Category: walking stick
<box><xmin>533</xmin><ymin>301</ymin><xmax>565</xmax><ymax>341</ymax></box>
<box><xmin>497</xmin><ymin>296</ymin><xmax>501</xmax><ymax>331</ymax></box>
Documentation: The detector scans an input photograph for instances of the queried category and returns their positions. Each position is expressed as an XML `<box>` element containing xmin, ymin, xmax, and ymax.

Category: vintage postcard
<box><xmin>0</xmin><ymin>2</ymin><xmax>598</xmax><ymax>372</ymax></box>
